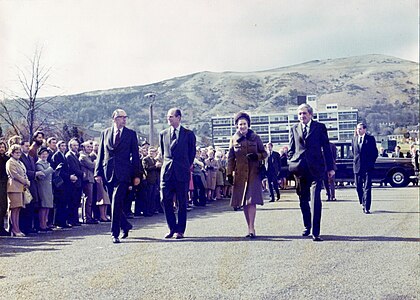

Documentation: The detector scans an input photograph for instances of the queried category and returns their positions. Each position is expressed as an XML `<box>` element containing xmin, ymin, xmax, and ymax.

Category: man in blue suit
<box><xmin>351</xmin><ymin>123</ymin><xmax>378</xmax><ymax>214</ymax></box>
<box><xmin>160</xmin><ymin>108</ymin><xmax>196</xmax><ymax>239</ymax></box>
<box><xmin>94</xmin><ymin>109</ymin><xmax>141</xmax><ymax>243</ymax></box>
<box><xmin>288</xmin><ymin>104</ymin><xmax>335</xmax><ymax>241</ymax></box>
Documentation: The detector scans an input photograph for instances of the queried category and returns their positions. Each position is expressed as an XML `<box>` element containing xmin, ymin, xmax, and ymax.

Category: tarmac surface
<box><xmin>1</xmin><ymin>185</ymin><xmax>419</xmax><ymax>300</ymax></box>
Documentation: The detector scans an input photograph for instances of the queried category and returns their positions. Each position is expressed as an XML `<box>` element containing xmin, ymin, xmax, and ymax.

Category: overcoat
<box><xmin>36</xmin><ymin>159</ymin><xmax>54</xmax><ymax>208</ymax></box>
<box><xmin>227</xmin><ymin>129</ymin><xmax>267</xmax><ymax>207</ymax></box>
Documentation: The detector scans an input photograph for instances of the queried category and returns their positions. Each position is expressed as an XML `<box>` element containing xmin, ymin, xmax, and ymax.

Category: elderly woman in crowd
<box><xmin>6</xmin><ymin>144</ymin><xmax>30</xmax><ymax>237</ymax></box>
<box><xmin>36</xmin><ymin>147</ymin><xmax>54</xmax><ymax>232</ymax></box>
<box><xmin>227</xmin><ymin>112</ymin><xmax>267</xmax><ymax>238</ymax></box>
<box><xmin>205</xmin><ymin>149</ymin><xmax>218</xmax><ymax>201</ymax></box>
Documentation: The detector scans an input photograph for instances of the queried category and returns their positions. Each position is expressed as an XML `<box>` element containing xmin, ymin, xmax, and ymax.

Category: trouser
<box><xmin>161</xmin><ymin>180</ymin><xmax>188</xmax><ymax>234</ymax></box>
<box><xmin>324</xmin><ymin>174</ymin><xmax>336</xmax><ymax>200</ymax></box>
<box><xmin>20</xmin><ymin>201</ymin><xmax>36</xmax><ymax>233</ymax></box>
<box><xmin>147</xmin><ymin>182</ymin><xmax>159</xmax><ymax>214</ymax></box>
<box><xmin>295</xmin><ymin>174</ymin><xmax>323</xmax><ymax>237</ymax></box>
<box><xmin>109</xmin><ymin>180</ymin><xmax>131</xmax><ymax>238</ymax></box>
<box><xmin>355</xmin><ymin>171</ymin><xmax>372</xmax><ymax>211</ymax></box>
<box><xmin>192</xmin><ymin>174</ymin><xmax>206</xmax><ymax>206</ymax></box>
<box><xmin>82</xmin><ymin>182</ymin><xmax>94</xmax><ymax>221</ymax></box>
<box><xmin>68</xmin><ymin>185</ymin><xmax>83</xmax><ymax>224</ymax></box>
<box><xmin>267</xmin><ymin>173</ymin><xmax>280</xmax><ymax>200</ymax></box>
<box><xmin>0</xmin><ymin>180</ymin><xmax>7</xmax><ymax>230</ymax></box>
<box><xmin>54</xmin><ymin>188</ymin><xmax>69</xmax><ymax>226</ymax></box>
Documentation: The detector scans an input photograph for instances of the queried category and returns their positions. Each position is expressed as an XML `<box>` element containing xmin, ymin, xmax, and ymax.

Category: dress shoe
<box><xmin>165</xmin><ymin>231</ymin><xmax>175</xmax><ymax>239</ymax></box>
<box><xmin>175</xmin><ymin>233</ymin><xmax>184</xmax><ymax>239</ymax></box>
<box><xmin>112</xmin><ymin>237</ymin><xmax>120</xmax><ymax>244</ymax></box>
<box><xmin>364</xmin><ymin>210</ymin><xmax>371</xmax><ymax>214</ymax></box>
<box><xmin>312</xmin><ymin>236</ymin><xmax>323</xmax><ymax>242</ymax></box>
<box><xmin>331</xmin><ymin>198</ymin><xmax>337</xmax><ymax>201</ymax></box>
<box><xmin>10</xmin><ymin>231</ymin><xmax>25</xmax><ymax>237</ymax></box>
<box><xmin>121</xmin><ymin>230</ymin><xmax>129</xmax><ymax>239</ymax></box>
<box><xmin>269</xmin><ymin>199</ymin><xmax>275</xmax><ymax>202</ymax></box>
<box><xmin>246</xmin><ymin>233</ymin><xmax>256</xmax><ymax>239</ymax></box>
<box><xmin>302</xmin><ymin>228</ymin><xmax>311</xmax><ymax>236</ymax></box>
<box><xmin>100</xmin><ymin>218</ymin><xmax>111</xmax><ymax>222</ymax></box>
<box><xmin>85</xmin><ymin>219</ymin><xmax>99</xmax><ymax>224</ymax></box>
<box><xmin>276</xmin><ymin>196</ymin><xmax>280</xmax><ymax>201</ymax></box>
<box><xmin>0</xmin><ymin>229</ymin><xmax>10</xmax><ymax>236</ymax></box>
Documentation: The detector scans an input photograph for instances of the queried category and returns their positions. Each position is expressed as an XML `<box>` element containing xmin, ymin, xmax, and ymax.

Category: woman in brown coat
<box><xmin>227</xmin><ymin>112</ymin><xmax>267</xmax><ymax>238</ymax></box>
<box><xmin>6</xmin><ymin>144</ymin><xmax>30</xmax><ymax>237</ymax></box>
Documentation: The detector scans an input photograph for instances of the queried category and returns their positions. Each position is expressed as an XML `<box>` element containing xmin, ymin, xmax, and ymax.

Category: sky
<box><xmin>0</xmin><ymin>0</ymin><xmax>418</xmax><ymax>97</ymax></box>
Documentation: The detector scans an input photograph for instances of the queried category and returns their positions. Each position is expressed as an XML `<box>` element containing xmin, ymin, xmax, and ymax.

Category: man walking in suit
<box><xmin>351</xmin><ymin>123</ymin><xmax>378</xmax><ymax>214</ymax></box>
<box><xmin>266</xmin><ymin>142</ymin><xmax>281</xmax><ymax>202</ymax></box>
<box><xmin>288</xmin><ymin>104</ymin><xmax>335</xmax><ymax>241</ymax></box>
<box><xmin>94</xmin><ymin>109</ymin><xmax>141</xmax><ymax>244</ymax></box>
<box><xmin>160</xmin><ymin>108</ymin><xmax>196</xmax><ymax>239</ymax></box>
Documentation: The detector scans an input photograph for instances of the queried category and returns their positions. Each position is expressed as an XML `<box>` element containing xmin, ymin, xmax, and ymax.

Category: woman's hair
<box><xmin>234</xmin><ymin>112</ymin><xmax>251</xmax><ymax>126</ymax></box>
<box><xmin>7</xmin><ymin>144</ymin><xmax>21</xmax><ymax>156</ymax></box>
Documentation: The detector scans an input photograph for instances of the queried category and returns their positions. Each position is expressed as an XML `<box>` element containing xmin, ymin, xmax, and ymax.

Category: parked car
<box><xmin>334</xmin><ymin>142</ymin><xmax>416</xmax><ymax>187</ymax></box>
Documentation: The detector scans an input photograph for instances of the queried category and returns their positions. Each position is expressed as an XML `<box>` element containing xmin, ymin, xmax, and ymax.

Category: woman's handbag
<box><xmin>23</xmin><ymin>188</ymin><xmax>33</xmax><ymax>205</ymax></box>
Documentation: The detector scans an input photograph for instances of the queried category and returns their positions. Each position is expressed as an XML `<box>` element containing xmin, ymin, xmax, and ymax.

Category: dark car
<box><xmin>334</xmin><ymin>142</ymin><xmax>416</xmax><ymax>187</ymax></box>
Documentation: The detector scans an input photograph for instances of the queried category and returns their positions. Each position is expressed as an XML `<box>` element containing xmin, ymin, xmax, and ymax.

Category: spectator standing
<box><xmin>0</xmin><ymin>141</ymin><xmax>9</xmax><ymax>236</ymax></box>
<box><xmin>35</xmin><ymin>147</ymin><xmax>54</xmax><ymax>232</ymax></box>
<box><xmin>79</xmin><ymin>141</ymin><xmax>98</xmax><ymax>224</ymax></box>
<box><xmin>6</xmin><ymin>144</ymin><xmax>30</xmax><ymax>237</ymax></box>
<box><xmin>324</xmin><ymin>142</ymin><xmax>338</xmax><ymax>201</ymax></box>
<box><xmin>28</xmin><ymin>131</ymin><xmax>45</xmax><ymax>158</ymax></box>
<box><xmin>66</xmin><ymin>138</ymin><xmax>84</xmax><ymax>226</ymax></box>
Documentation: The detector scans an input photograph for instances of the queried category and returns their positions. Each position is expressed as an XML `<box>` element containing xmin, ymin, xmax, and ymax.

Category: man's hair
<box><xmin>32</xmin><ymin>130</ymin><xmax>45</xmax><ymax>141</ymax></box>
<box><xmin>19</xmin><ymin>140</ymin><xmax>29</xmax><ymax>146</ymax></box>
<box><xmin>266</xmin><ymin>142</ymin><xmax>273</xmax><ymax>147</ymax></box>
<box><xmin>297</xmin><ymin>103</ymin><xmax>313</xmax><ymax>115</ymax></box>
<box><xmin>0</xmin><ymin>141</ymin><xmax>7</xmax><ymax>150</ymax></box>
<box><xmin>47</xmin><ymin>137</ymin><xmax>57</xmax><ymax>145</ymax></box>
<box><xmin>169</xmin><ymin>108</ymin><xmax>182</xmax><ymax>118</ymax></box>
<box><xmin>357</xmin><ymin>122</ymin><xmax>367</xmax><ymax>129</ymax></box>
<box><xmin>68</xmin><ymin>138</ymin><xmax>79</xmax><ymax>148</ymax></box>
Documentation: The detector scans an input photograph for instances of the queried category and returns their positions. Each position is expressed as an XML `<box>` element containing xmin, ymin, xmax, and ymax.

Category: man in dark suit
<box><xmin>266</xmin><ymin>142</ymin><xmax>281</xmax><ymax>202</ymax></box>
<box><xmin>20</xmin><ymin>140</ymin><xmax>41</xmax><ymax>234</ymax></box>
<box><xmin>66</xmin><ymin>138</ymin><xmax>84</xmax><ymax>226</ymax></box>
<box><xmin>288</xmin><ymin>103</ymin><xmax>335</xmax><ymax>242</ymax></box>
<box><xmin>392</xmin><ymin>145</ymin><xmax>404</xmax><ymax>158</ymax></box>
<box><xmin>351</xmin><ymin>123</ymin><xmax>378</xmax><ymax>214</ymax></box>
<box><xmin>94</xmin><ymin>109</ymin><xmax>141</xmax><ymax>244</ymax></box>
<box><xmin>160</xmin><ymin>108</ymin><xmax>196</xmax><ymax>239</ymax></box>
<box><xmin>50</xmin><ymin>140</ymin><xmax>72</xmax><ymax>228</ymax></box>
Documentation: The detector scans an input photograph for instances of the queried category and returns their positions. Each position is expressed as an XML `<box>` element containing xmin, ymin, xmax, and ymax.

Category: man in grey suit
<box><xmin>160</xmin><ymin>108</ymin><xmax>196</xmax><ymax>239</ymax></box>
<box><xmin>94</xmin><ymin>109</ymin><xmax>141</xmax><ymax>244</ymax></box>
<box><xmin>351</xmin><ymin>123</ymin><xmax>378</xmax><ymax>214</ymax></box>
<box><xmin>288</xmin><ymin>104</ymin><xmax>335</xmax><ymax>241</ymax></box>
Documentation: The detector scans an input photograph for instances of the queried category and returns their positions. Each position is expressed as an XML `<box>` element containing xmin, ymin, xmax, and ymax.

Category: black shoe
<box><xmin>302</xmin><ymin>229</ymin><xmax>311</xmax><ymax>236</ymax></box>
<box><xmin>165</xmin><ymin>231</ymin><xmax>175</xmax><ymax>239</ymax></box>
<box><xmin>0</xmin><ymin>229</ymin><xmax>10</xmax><ymax>236</ymax></box>
<box><xmin>269</xmin><ymin>199</ymin><xmax>275</xmax><ymax>202</ymax></box>
<box><xmin>175</xmin><ymin>233</ymin><xmax>184</xmax><ymax>239</ymax></box>
<box><xmin>246</xmin><ymin>233</ymin><xmax>256</xmax><ymax>239</ymax></box>
<box><xmin>70</xmin><ymin>222</ymin><xmax>82</xmax><ymax>226</ymax></box>
<box><xmin>312</xmin><ymin>236</ymin><xmax>323</xmax><ymax>242</ymax></box>
<box><xmin>85</xmin><ymin>219</ymin><xmax>99</xmax><ymax>224</ymax></box>
<box><xmin>364</xmin><ymin>210</ymin><xmax>371</xmax><ymax>214</ymax></box>
<box><xmin>121</xmin><ymin>231</ymin><xmax>129</xmax><ymax>239</ymax></box>
<box><xmin>276</xmin><ymin>195</ymin><xmax>280</xmax><ymax>201</ymax></box>
<box><xmin>112</xmin><ymin>237</ymin><xmax>120</xmax><ymax>244</ymax></box>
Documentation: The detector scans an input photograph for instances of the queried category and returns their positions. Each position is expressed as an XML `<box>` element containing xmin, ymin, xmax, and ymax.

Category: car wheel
<box><xmin>388</xmin><ymin>169</ymin><xmax>408</xmax><ymax>187</ymax></box>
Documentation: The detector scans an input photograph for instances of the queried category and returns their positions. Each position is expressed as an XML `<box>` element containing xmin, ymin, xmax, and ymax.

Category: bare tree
<box><xmin>0</xmin><ymin>48</ymin><xmax>59</xmax><ymax>140</ymax></box>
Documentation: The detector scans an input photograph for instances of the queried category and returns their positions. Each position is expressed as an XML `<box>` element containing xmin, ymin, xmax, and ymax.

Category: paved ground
<box><xmin>0</xmin><ymin>186</ymin><xmax>419</xmax><ymax>300</ymax></box>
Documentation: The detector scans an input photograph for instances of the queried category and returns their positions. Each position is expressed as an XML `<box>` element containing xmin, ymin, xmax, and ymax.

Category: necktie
<box><xmin>115</xmin><ymin>129</ymin><xmax>121</xmax><ymax>145</ymax></box>
<box><xmin>359</xmin><ymin>136</ymin><xmax>362</xmax><ymax>146</ymax></box>
<box><xmin>171</xmin><ymin>128</ymin><xmax>177</xmax><ymax>142</ymax></box>
<box><xmin>303</xmin><ymin>125</ymin><xmax>307</xmax><ymax>140</ymax></box>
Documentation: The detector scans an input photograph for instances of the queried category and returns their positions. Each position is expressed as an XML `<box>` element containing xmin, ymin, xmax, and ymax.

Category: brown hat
<box><xmin>234</xmin><ymin>112</ymin><xmax>251</xmax><ymax>126</ymax></box>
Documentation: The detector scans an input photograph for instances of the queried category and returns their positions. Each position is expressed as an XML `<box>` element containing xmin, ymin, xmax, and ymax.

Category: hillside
<box><xmin>53</xmin><ymin>54</ymin><xmax>418</xmax><ymax>143</ymax></box>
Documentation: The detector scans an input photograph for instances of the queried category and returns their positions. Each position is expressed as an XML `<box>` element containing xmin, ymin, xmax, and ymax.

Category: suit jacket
<box><xmin>51</xmin><ymin>151</ymin><xmax>71</xmax><ymax>185</ymax></box>
<box><xmin>351</xmin><ymin>134</ymin><xmax>378</xmax><ymax>174</ymax></box>
<box><xmin>20</xmin><ymin>153</ymin><xmax>39</xmax><ymax>203</ymax></box>
<box><xmin>6</xmin><ymin>158</ymin><xmax>30</xmax><ymax>193</ymax></box>
<box><xmin>288</xmin><ymin>120</ymin><xmax>334</xmax><ymax>179</ymax></box>
<box><xmin>66</xmin><ymin>151</ymin><xmax>84</xmax><ymax>188</ymax></box>
<box><xmin>267</xmin><ymin>150</ymin><xmax>282</xmax><ymax>178</ymax></box>
<box><xmin>392</xmin><ymin>152</ymin><xmax>404</xmax><ymax>158</ymax></box>
<box><xmin>79</xmin><ymin>151</ymin><xmax>95</xmax><ymax>183</ymax></box>
<box><xmin>94</xmin><ymin>126</ymin><xmax>141</xmax><ymax>184</ymax></box>
<box><xmin>159</xmin><ymin>125</ymin><xmax>196</xmax><ymax>183</ymax></box>
<box><xmin>142</xmin><ymin>156</ymin><xmax>159</xmax><ymax>184</ymax></box>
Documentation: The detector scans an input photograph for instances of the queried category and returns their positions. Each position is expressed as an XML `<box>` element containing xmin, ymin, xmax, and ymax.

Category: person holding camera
<box><xmin>227</xmin><ymin>112</ymin><xmax>267</xmax><ymax>238</ymax></box>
